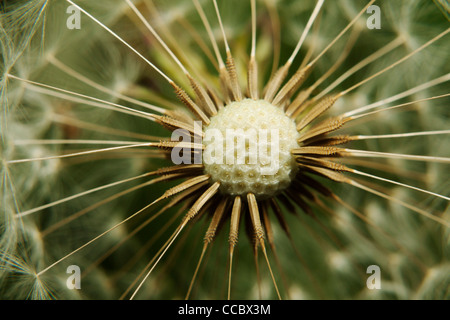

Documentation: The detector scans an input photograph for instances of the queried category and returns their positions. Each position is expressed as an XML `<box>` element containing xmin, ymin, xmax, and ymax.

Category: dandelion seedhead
<box><xmin>0</xmin><ymin>0</ymin><xmax>449</xmax><ymax>300</ymax></box>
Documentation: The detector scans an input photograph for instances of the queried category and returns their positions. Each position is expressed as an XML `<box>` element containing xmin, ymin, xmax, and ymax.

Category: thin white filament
<box><xmin>350</xmin><ymin>169</ymin><xmax>450</xmax><ymax>201</ymax></box>
<box><xmin>8</xmin><ymin>142</ymin><xmax>157</xmax><ymax>164</ymax></box>
<box><xmin>343</xmin><ymin>149</ymin><xmax>450</xmax><ymax>164</ymax></box>
<box><xmin>65</xmin><ymin>0</ymin><xmax>174</xmax><ymax>84</ymax></box>
<box><xmin>16</xmin><ymin>171</ymin><xmax>155</xmax><ymax>218</ymax></box>
<box><xmin>124</xmin><ymin>0</ymin><xmax>190</xmax><ymax>75</ymax></box>
<box><xmin>288</xmin><ymin>0</ymin><xmax>324</xmax><ymax>65</ymax></box>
